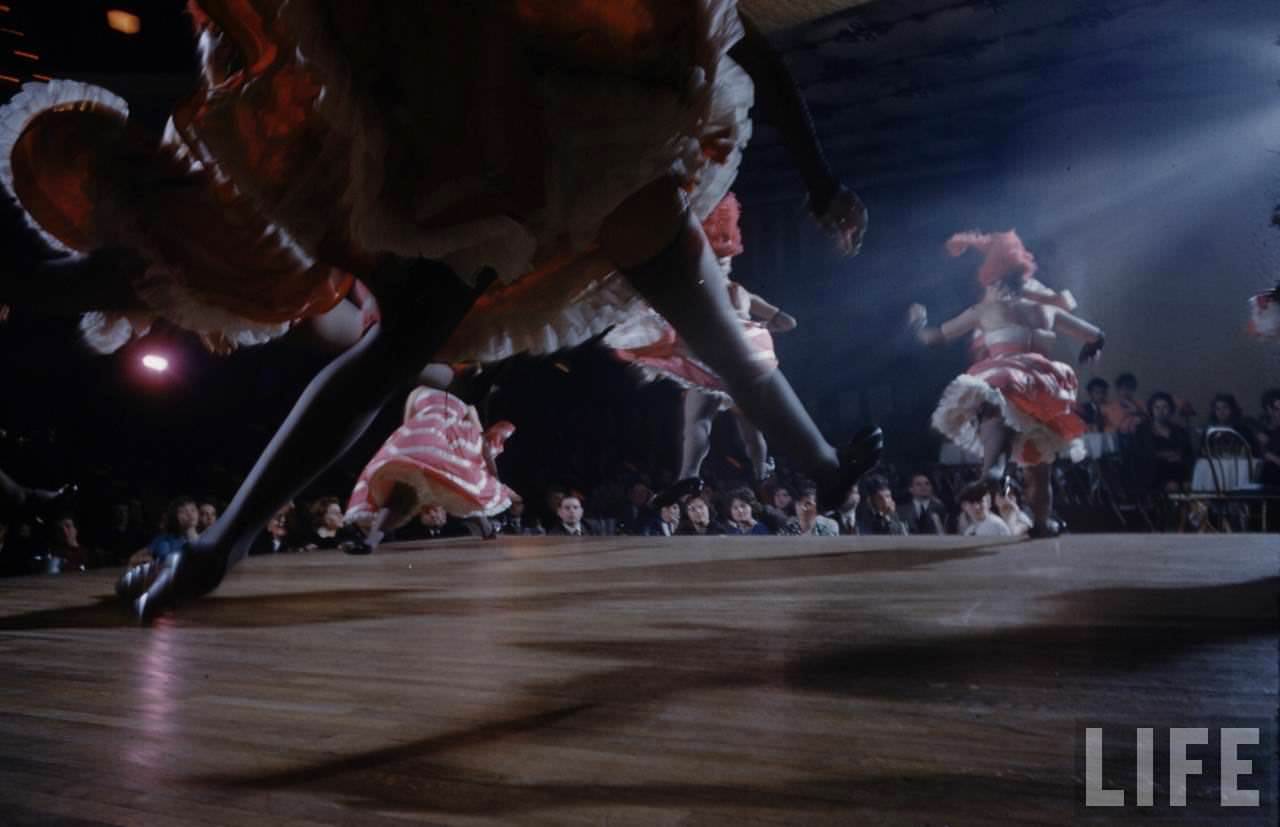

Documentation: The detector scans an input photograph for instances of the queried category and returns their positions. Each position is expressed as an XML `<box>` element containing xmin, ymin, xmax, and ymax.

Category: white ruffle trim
<box><xmin>931</xmin><ymin>373</ymin><xmax>1085</xmax><ymax>466</ymax></box>
<box><xmin>0</xmin><ymin>80</ymin><xmax>129</xmax><ymax>254</ymax></box>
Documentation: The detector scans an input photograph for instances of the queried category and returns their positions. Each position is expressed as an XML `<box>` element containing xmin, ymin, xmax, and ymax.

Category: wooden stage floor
<box><xmin>0</xmin><ymin>535</ymin><xmax>1275</xmax><ymax>826</ymax></box>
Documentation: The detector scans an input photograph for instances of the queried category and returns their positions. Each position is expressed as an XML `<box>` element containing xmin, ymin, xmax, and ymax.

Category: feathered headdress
<box><xmin>945</xmin><ymin>229</ymin><xmax>1038</xmax><ymax>286</ymax></box>
<box><xmin>702</xmin><ymin>192</ymin><xmax>744</xmax><ymax>259</ymax></box>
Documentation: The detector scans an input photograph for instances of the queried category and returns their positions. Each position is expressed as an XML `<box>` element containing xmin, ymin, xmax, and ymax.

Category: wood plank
<box><xmin>0</xmin><ymin>535</ymin><xmax>1274</xmax><ymax>825</ymax></box>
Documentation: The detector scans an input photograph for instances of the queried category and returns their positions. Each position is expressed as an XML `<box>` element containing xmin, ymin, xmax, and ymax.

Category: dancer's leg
<box><xmin>677</xmin><ymin>390</ymin><xmax>721</xmax><ymax>480</ymax></box>
<box><xmin>1024</xmin><ymin>464</ymin><xmax>1053</xmax><ymax>532</ymax></box>
<box><xmin>732</xmin><ymin>409</ymin><xmax>770</xmax><ymax>482</ymax></box>
<box><xmin>977</xmin><ymin>408</ymin><xmax>1013</xmax><ymax>481</ymax></box>
<box><xmin>601</xmin><ymin>182</ymin><xmax>876</xmax><ymax>503</ymax></box>
<box><xmin>123</xmin><ymin>258</ymin><xmax>489</xmax><ymax>618</ymax></box>
<box><xmin>351</xmin><ymin>482</ymin><xmax>420</xmax><ymax>554</ymax></box>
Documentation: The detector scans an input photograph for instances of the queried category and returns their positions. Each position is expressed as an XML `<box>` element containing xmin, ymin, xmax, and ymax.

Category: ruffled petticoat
<box><xmin>932</xmin><ymin>352</ymin><xmax>1086</xmax><ymax>467</ymax></box>
<box><xmin>345</xmin><ymin>388</ymin><xmax>514</xmax><ymax>525</ymax></box>
<box><xmin>603</xmin><ymin>309</ymin><xmax>777</xmax><ymax>408</ymax></box>
<box><xmin>0</xmin><ymin>1</ymin><xmax>753</xmax><ymax>359</ymax></box>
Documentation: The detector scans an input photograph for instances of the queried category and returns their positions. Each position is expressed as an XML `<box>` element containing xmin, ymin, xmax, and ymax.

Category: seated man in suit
<box><xmin>547</xmin><ymin>494</ymin><xmax>598</xmax><ymax>536</ymax></box>
<box><xmin>896</xmin><ymin>472</ymin><xmax>947</xmax><ymax>535</ymax></box>
<box><xmin>863</xmin><ymin>476</ymin><xmax>908</xmax><ymax>536</ymax></box>
<box><xmin>396</xmin><ymin>504</ymin><xmax>472</xmax><ymax>541</ymax></box>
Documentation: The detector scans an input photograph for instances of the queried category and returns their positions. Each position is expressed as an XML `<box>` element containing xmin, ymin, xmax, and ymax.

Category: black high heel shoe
<box><xmin>820</xmin><ymin>425</ymin><xmax>884</xmax><ymax>510</ymax></box>
<box><xmin>119</xmin><ymin>546</ymin><xmax>228</xmax><ymax>623</ymax></box>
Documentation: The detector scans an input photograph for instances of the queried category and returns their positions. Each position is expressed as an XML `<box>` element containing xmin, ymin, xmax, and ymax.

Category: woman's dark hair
<box><xmin>309</xmin><ymin>496</ymin><xmax>341</xmax><ymax>527</ymax></box>
<box><xmin>1207</xmin><ymin>393</ymin><xmax>1242</xmax><ymax>425</ymax></box>
<box><xmin>1115</xmin><ymin>373</ymin><xmax>1138</xmax><ymax>390</ymax></box>
<box><xmin>1262</xmin><ymin>388</ymin><xmax>1280</xmax><ymax>411</ymax></box>
<box><xmin>1146</xmin><ymin>391</ymin><xmax>1175</xmax><ymax>417</ymax></box>
<box><xmin>725</xmin><ymin>486</ymin><xmax>759</xmax><ymax>515</ymax></box>
<box><xmin>162</xmin><ymin>496</ymin><xmax>196</xmax><ymax>535</ymax></box>
<box><xmin>1086</xmin><ymin>377</ymin><xmax>1109</xmax><ymax>393</ymax></box>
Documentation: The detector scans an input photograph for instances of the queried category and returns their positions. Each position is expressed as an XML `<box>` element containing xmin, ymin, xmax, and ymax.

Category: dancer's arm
<box><xmin>908</xmin><ymin>303</ymin><xmax>978</xmax><ymax>346</ymax></box>
<box><xmin>1051</xmin><ymin>310</ymin><xmax>1105</xmax><ymax>363</ymax></box>
<box><xmin>1023</xmin><ymin>278</ymin><xmax>1077</xmax><ymax>311</ymax></box>
<box><xmin>730</xmin><ymin>13</ymin><xmax>866</xmax><ymax>255</ymax></box>
<box><xmin>747</xmin><ymin>292</ymin><xmax>797</xmax><ymax>332</ymax></box>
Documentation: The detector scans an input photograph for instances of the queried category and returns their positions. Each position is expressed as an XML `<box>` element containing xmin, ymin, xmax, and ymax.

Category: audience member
<box><xmin>100</xmin><ymin>500</ymin><xmax>149</xmax><ymax>566</ymax></box>
<box><xmin>645</xmin><ymin>501</ymin><xmax>682</xmax><ymax>537</ymax></box>
<box><xmin>1204</xmin><ymin>393</ymin><xmax>1253</xmax><ymax>446</ymax></box>
<box><xmin>993</xmin><ymin>482</ymin><xmax>1033</xmax><ymax>537</ymax></box>
<box><xmin>676</xmin><ymin>494</ymin><xmax>725</xmax><ymax>536</ymax></box>
<box><xmin>1077</xmin><ymin>378</ymin><xmax>1109</xmax><ymax>432</ymax></box>
<box><xmin>958</xmin><ymin>483</ymin><xmax>1012</xmax><ymax>537</ymax></box>
<box><xmin>1103</xmin><ymin>373</ymin><xmax>1145</xmax><ymax>434</ymax></box>
<box><xmin>248</xmin><ymin>505</ymin><xmax>295</xmax><ymax>555</ymax></box>
<box><xmin>833</xmin><ymin>486</ymin><xmax>861</xmax><ymax>535</ymax></box>
<box><xmin>306</xmin><ymin>497</ymin><xmax>350</xmax><ymax>549</ymax></box>
<box><xmin>724</xmin><ymin>487</ymin><xmax>770</xmax><ymax>535</ymax></box>
<box><xmin>547</xmin><ymin>495</ymin><xmax>598</xmax><ymax>536</ymax></box>
<box><xmin>138</xmin><ymin>496</ymin><xmax>199</xmax><ymax>565</ymax></box>
<box><xmin>615</xmin><ymin>480</ymin><xmax>655</xmax><ymax>536</ymax></box>
<box><xmin>862</xmin><ymin>476</ymin><xmax>908</xmax><ymax>536</ymax></box>
<box><xmin>897</xmin><ymin>472</ymin><xmax>947</xmax><ymax>535</ymax></box>
<box><xmin>399</xmin><ymin>503</ymin><xmax>473</xmax><ymax>540</ymax></box>
<box><xmin>1257</xmin><ymin>388</ymin><xmax>1280</xmax><ymax>487</ymax></box>
<box><xmin>197</xmin><ymin>500</ymin><xmax>219</xmax><ymax>533</ymax></box>
<box><xmin>1135</xmin><ymin>392</ymin><xmax>1193</xmax><ymax>491</ymax></box>
<box><xmin>496</xmin><ymin>494</ymin><xmax>543</xmax><ymax>536</ymax></box>
<box><xmin>782</xmin><ymin>485</ymin><xmax>838</xmax><ymax>536</ymax></box>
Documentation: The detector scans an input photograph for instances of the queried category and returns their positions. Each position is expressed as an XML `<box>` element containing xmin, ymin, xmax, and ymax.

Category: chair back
<box><xmin>1202</xmin><ymin>427</ymin><xmax>1257</xmax><ymax>492</ymax></box>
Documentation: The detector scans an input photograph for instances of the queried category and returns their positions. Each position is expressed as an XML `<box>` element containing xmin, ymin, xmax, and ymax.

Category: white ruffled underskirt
<box><xmin>932</xmin><ymin>373</ymin><xmax>1086</xmax><ymax>467</ymax></box>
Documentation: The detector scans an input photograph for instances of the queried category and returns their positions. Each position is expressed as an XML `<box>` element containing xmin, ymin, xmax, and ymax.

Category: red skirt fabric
<box><xmin>932</xmin><ymin>351</ymin><xmax>1085</xmax><ymax>467</ymax></box>
<box><xmin>610</xmin><ymin>316</ymin><xmax>776</xmax><ymax>405</ymax></box>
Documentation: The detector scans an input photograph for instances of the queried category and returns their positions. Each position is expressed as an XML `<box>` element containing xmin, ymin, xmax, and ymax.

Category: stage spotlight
<box><xmin>141</xmin><ymin>353</ymin><xmax>169</xmax><ymax>373</ymax></box>
<box><xmin>106</xmin><ymin>10</ymin><xmax>141</xmax><ymax>35</ymax></box>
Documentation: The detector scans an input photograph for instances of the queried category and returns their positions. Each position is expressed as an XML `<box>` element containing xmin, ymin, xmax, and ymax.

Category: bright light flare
<box><xmin>106</xmin><ymin>10</ymin><xmax>141</xmax><ymax>35</ymax></box>
<box><xmin>141</xmin><ymin>354</ymin><xmax>169</xmax><ymax>373</ymax></box>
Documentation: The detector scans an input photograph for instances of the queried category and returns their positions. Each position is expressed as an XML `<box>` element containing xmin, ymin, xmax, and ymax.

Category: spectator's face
<box><xmin>268</xmin><ymin>510</ymin><xmax>289</xmax><ymax>538</ymax></box>
<box><xmin>421</xmin><ymin>505</ymin><xmax>448</xmax><ymax>528</ymax></box>
<box><xmin>628</xmin><ymin>484</ymin><xmax>651</xmax><ymax>508</ymax></box>
<box><xmin>176</xmin><ymin>502</ymin><xmax>199</xmax><ymax>532</ymax></box>
<box><xmin>322</xmin><ymin>503</ymin><xmax>344</xmax><ymax>530</ymax></box>
<box><xmin>909</xmin><ymin>475</ymin><xmax>933</xmax><ymax>499</ymax></box>
<box><xmin>994</xmin><ymin>490</ymin><xmax>1016</xmax><ymax>512</ymax></box>
<box><xmin>57</xmin><ymin>518</ymin><xmax>77</xmax><ymax>548</ymax></box>
<box><xmin>963</xmin><ymin>495</ymin><xmax>990</xmax><ymax>522</ymax></box>
<box><xmin>773</xmin><ymin>489</ymin><xmax>793</xmax><ymax>511</ymax></box>
<box><xmin>1151</xmin><ymin>398</ymin><xmax>1171</xmax><ymax>422</ymax></box>
<box><xmin>1089</xmin><ymin>385</ymin><xmax>1108</xmax><ymax>404</ymax></box>
<box><xmin>660</xmin><ymin>503</ymin><xmax>680</xmax><ymax>524</ymax></box>
<box><xmin>795</xmin><ymin>494</ymin><xmax>818</xmax><ymax>521</ymax></box>
<box><xmin>198</xmin><ymin>503</ymin><xmax>218</xmax><ymax>531</ymax></box>
<box><xmin>1118</xmin><ymin>382</ymin><xmax>1137</xmax><ymax>401</ymax></box>
<box><xmin>685</xmin><ymin>498</ymin><xmax>710</xmax><ymax>527</ymax></box>
<box><xmin>840</xmin><ymin>487</ymin><xmax>861</xmax><ymax>511</ymax></box>
<box><xmin>871</xmin><ymin>489</ymin><xmax>894</xmax><ymax>515</ymax></box>
<box><xmin>729</xmin><ymin>498</ymin><xmax>753</xmax><ymax>525</ymax></box>
<box><xmin>558</xmin><ymin>497</ymin><xmax>583</xmax><ymax>526</ymax></box>
<box><xmin>547</xmin><ymin>492</ymin><xmax>565</xmax><ymax>514</ymax></box>
<box><xmin>1213</xmin><ymin>400</ymin><xmax>1233</xmax><ymax>423</ymax></box>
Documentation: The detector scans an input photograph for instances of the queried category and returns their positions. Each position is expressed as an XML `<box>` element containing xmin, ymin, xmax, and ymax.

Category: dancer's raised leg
<box><xmin>122</xmin><ymin>258</ymin><xmax>491</xmax><ymax>620</ymax></box>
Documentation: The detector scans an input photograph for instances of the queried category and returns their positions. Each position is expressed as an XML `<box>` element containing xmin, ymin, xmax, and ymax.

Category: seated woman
<box><xmin>782</xmin><ymin>484</ymin><xmax>840</xmax><ymax>536</ymax></box>
<box><xmin>1204</xmin><ymin>392</ymin><xmax>1253</xmax><ymax>448</ymax></box>
<box><xmin>136</xmin><ymin>497</ymin><xmax>200</xmax><ymax>566</ymax></box>
<box><xmin>1254</xmin><ymin>388</ymin><xmax>1280</xmax><ymax>487</ymax></box>
<box><xmin>305</xmin><ymin>497</ymin><xmax>354</xmax><ymax>550</ymax></box>
<box><xmin>676</xmin><ymin>495</ymin><xmax>726</xmax><ymax>536</ymax></box>
<box><xmin>1135</xmin><ymin>392</ymin><xmax>1193</xmax><ymax>492</ymax></box>
<box><xmin>723</xmin><ymin>487</ymin><xmax>771</xmax><ymax>535</ymax></box>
